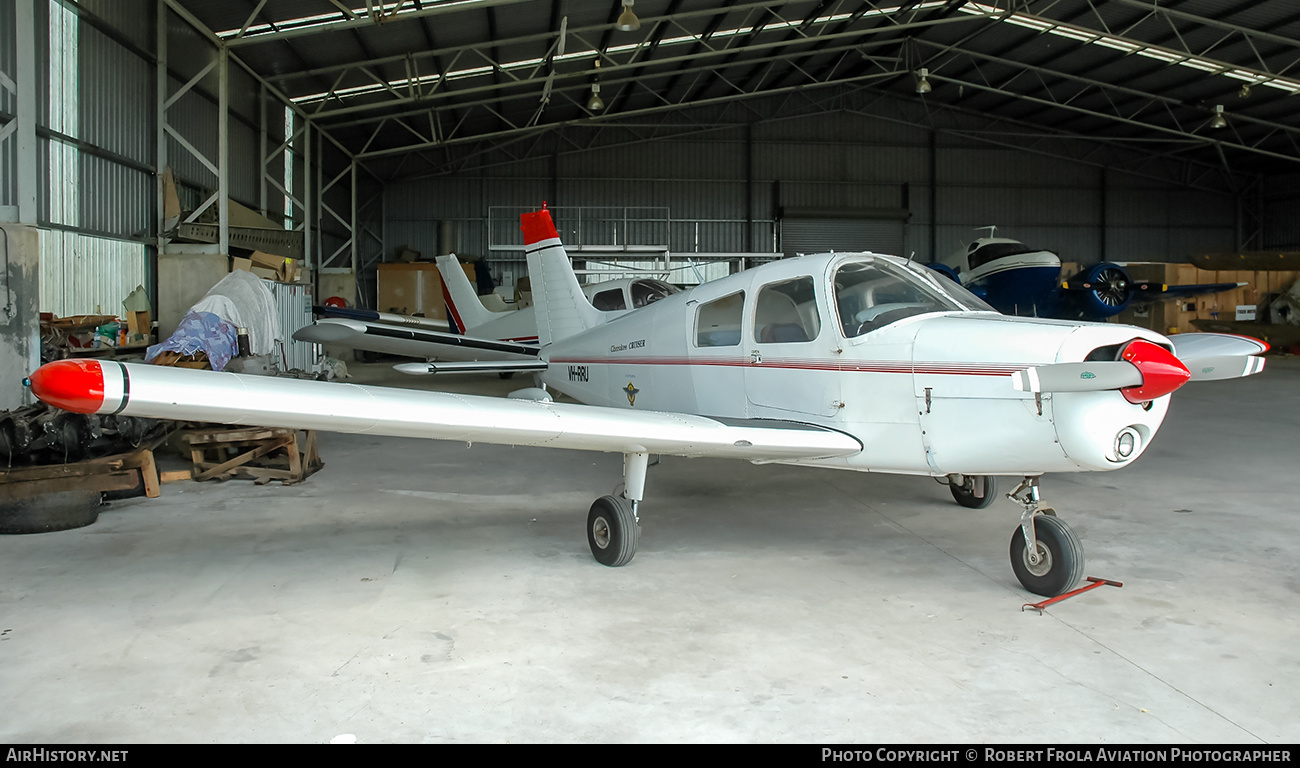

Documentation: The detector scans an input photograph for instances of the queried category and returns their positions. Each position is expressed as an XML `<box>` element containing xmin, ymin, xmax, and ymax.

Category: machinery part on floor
<box><xmin>1022</xmin><ymin>576</ymin><xmax>1123</xmax><ymax>613</ymax></box>
<box><xmin>0</xmin><ymin>402</ymin><xmax>158</xmax><ymax>466</ymax></box>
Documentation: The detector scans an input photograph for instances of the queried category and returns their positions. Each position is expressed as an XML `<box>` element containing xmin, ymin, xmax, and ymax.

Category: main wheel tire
<box><xmin>950</xmin><ymin>475</ymin><xmax>997</xmax><ymax>509</ymax></box>
<box><xmin>0</xmin><ymin>490</ymin><xmax>102</xmax><ymax>535</ymax></box>
<box><xmin>587</xmin><ymin>495</ymin><xmax>639</xmax><ymax>567</ymax></box>
<box><xmin>1009</xmin><ymin>515</ymin><xmax>1085</xmax><ymax>597</ymax></box>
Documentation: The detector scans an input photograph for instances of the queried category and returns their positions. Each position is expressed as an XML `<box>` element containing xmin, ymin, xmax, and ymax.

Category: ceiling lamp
<box><xmin>915</xmin><ymin>68</ymin><xmax>932</xmax><ymax>94</ymax></box>
<box><xmin>1210</xmin><ymin>104</ymin><xmax>1227</xmax><ymax>129</ymax></box>
<box><xmin>588</xmin><ymin>60</ymin><xmax>605</xmax><ymax>111</ymax></box>
<box><xmin>616</xmin><ymin>1</ymin><xmax>640</xmax><ymax>32</ymax></box>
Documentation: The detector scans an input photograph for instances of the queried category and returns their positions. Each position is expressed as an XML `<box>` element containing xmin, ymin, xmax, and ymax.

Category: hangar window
<box><xmin>695</xmin><ymin>291</ymin><xmax>745</xmax><ymax>347</ymax></box>
<box><xmin>754</xmin><ymin>277</ymin><xmax>820</xmax><ymax>343</ymax></box>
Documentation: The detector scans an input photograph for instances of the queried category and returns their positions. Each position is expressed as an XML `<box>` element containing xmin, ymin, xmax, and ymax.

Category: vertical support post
<box><xmin>155</xmin><ymin>0</ymin><xmax>167</xmax><ymax>249</ymax></box>
<box><xmin>350</xmin><ymin>159</ymin><xmax>358</xmax><ymax>274</ymax></box>
<box><xmin>928</xmin><ymin>129</ymin><xmax>937</xmax><ymax>263</ymax></box>
<box><xmin>15</xmin><ymin>0</ymin><xmax>38</xmax><ymax>225</ymax></box>
<box><xmin>258</xmin><ymin>83</ymin><xmax>267</xmax><ymax>215</ymax></box>
<box><xmin>1099</xmin><ymin>166</ymin><xmax>1107</xmax><ymax>262</ymax></box>
<box><xmin>218</xmin><ymin>46</ymin><xmax>229</xmax><ymax>255</ymax></box>
<box><xmin>304</xmin><ymin>119</ymin><xmax>313</xmax><ymax>283</ymax></box>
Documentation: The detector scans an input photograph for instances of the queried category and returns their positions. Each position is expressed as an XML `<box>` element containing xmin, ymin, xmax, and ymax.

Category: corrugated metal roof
<box><xmin>162</xmin><ymin>0</ymin><xmax>1300</xmax><ymax>183</ymax></box>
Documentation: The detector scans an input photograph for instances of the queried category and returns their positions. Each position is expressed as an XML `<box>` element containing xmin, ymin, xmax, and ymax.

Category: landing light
<box><xmin>1114</xmin><ymin>428</ymin><xmax>1140</xmax><ymax>460</ymax></box>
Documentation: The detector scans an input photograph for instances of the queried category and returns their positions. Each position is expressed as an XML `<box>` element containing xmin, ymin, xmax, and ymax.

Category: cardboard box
<box><xmin>377</xmin><ymin>263</ymin><xmax>446</xmax><ymax>319</ymax></box>
<box><xmin>1236</xmin><ymin>305</ymin><xmax>1256</xmax><ymax>321</ymax></box>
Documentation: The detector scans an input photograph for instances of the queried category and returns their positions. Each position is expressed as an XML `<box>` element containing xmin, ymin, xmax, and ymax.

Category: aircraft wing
<box><xmin>1157</xmin><ymin>281</ymin><xmax>1247</xmax><ymax>301</ymax></box>
<box><xmin>27</xmin><ymin>360</ymin><xmax>864</xmax><ymax>462</ymax></box>
<box><xmin>293</xmin><ymin>317</ymin><xmax>540</xmax><ymax>361</ymax></box>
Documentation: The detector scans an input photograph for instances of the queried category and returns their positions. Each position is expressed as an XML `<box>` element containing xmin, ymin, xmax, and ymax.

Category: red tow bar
<box><xmin>1022</xmin><ymin>576</ymin><xmax>1123</xmax><ymax>613</ymax></box>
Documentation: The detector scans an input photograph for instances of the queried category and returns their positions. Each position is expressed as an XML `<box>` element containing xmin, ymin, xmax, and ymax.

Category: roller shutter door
<box><xmin>781</xmin><ymin>218</ymin><xmax>906</xmax><ymax>259</ymax></box>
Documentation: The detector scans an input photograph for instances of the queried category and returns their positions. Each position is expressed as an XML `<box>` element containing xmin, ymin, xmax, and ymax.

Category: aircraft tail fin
<box><xmin>436</xmin><ymin>253</ymin><xmax>501</xmax><ymax>334</ymax></box>
<box><xmin>522</xmin><ymin>208</ymin><xmax>604</xmax><ymax>346</ymax></box>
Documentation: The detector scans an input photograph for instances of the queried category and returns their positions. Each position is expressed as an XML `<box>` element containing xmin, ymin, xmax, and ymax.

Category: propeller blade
<box><xmin>1012</xmin><ymin>339</ymin><xmax>1192</xmax><ymax>403</ymax></box>
<box><xmin>558</xmin><ymin>16</ymin><xmax>567</xmax><ymax>57</ymax></box>
<box><xmin>1167</xmin><ymin>332</ymin><xmax>1269</xmax><ymax>381</ymax></box>
<box><xmin>1168</xmin><ymin>332</ymin><xmax>1269</xmax><ymax>359</ymax></box>
<box><xmin>1180</xmin><ymin>354</ymin><xmax>1267</xmax><ymax>381</ymax></box>
<box><xmin>1011</xmin><ymin>362</ymin><xmax>1142</xmax><ymax>394</ymax></box>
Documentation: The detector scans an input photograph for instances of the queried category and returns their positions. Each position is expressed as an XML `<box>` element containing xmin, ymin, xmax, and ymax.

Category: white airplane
<box><xmin>292</xmin><ymin>253</ymin><xmax>679</xmax><ymax>367</ymax></box>
<box><xmin>934</xmin><ymin>227</ymin><xmax>1243</xmax><ymax>320</ymax></box>
<box><xmin>26</xmin><ymin>207</ymin><xmax>1268</xmax><ymax>596</ymax></box>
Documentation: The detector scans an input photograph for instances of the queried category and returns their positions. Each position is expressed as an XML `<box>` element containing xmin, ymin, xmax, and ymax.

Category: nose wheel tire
<box><xmin>587</xmin><ymin>495</ymin><xmax>639</xmax><ymax>567</ymax></box>
<box><xmin>1010</xmin><ymin>514</ymin><xmax>1084</xmax><ymax>597</ymax></box>
<box><xmin>950</xmin><ymin>475</ymin><xmax>997</xmax><ymax>509</ymax></box>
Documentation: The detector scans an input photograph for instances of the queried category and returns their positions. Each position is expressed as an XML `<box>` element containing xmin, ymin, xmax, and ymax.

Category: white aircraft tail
<box><xmin>522</xmin><ymin>208</ymin><xmax>604</xmax><ymax>346</ymax></box>
<box><xmin>435</xmin><ymin>253</ymin><xmax>502</xmax><ymax>333</ymax></box>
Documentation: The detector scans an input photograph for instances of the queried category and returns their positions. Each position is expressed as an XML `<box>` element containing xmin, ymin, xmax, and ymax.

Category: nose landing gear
<box><xmin>1005</xmin><ymin>477</ymin><xmax>1084</xmax><ymax>597</ymax></box>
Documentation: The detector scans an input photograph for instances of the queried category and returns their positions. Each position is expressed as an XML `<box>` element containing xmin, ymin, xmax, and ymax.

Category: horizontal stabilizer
<box><xmin>294</xmin><ymin>318</ymin><xmax>539</xmax><ymax>359</ymax></box>
<box><xmin>316</xmin><ymin>305</ymin><xmax>452</xmax><ymax>332</ymax></box>
<box><xmin>394</xmin><ymin>361</ymin><xmax>550</xmax><ymax>376</ymax></box>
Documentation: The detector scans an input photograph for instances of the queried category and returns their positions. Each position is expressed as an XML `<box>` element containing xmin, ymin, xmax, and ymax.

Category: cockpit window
<box><xmin>754</xmin><ymin>277</ymin><xmax>820</xmax><ymax>343</ymax></box>
<box><xmin>631</xmin><ymin>279</ymin><xmax>678</xmax><ymax>308</ymax></box>
<box><xmin>592</xmin><ymin>288</ymin><xmax>627</xmax><ymax>311</ymax></box>
<box><xmin>834</xmin><ymin>258</ymin><xmax>989</xmax><ymax>338</ymax></box>
<box><xmin>968</xmin><ymin>242</ymin><xmax>1039</xmax><ymax>270</ymax></box>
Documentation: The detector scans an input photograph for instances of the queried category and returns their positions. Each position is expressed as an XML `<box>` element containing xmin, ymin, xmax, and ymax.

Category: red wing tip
<box><xmin>520</xmin><ymin>209</ymin><xmax>559</xmax><ymax>245</ymax></box>
<box><xmin>27</xmin><ymin>359</ymin><xmax>107</xmax><ymax>414</ymax></box>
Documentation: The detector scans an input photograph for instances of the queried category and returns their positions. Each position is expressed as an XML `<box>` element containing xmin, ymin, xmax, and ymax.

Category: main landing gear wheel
<box><xmin>1010</xmin><ymin>514</ymin><xmax>1085</xmax><ymax>597</ymax></box>
<box><xmin>587</xmin><ymin>495</ymin><xmax>639</xmax><ymax>567</ymax></box>
<box><xmin>950</xmin><ymin>475</ymin><xmax>997</xmax><ymax>509</ymax></box>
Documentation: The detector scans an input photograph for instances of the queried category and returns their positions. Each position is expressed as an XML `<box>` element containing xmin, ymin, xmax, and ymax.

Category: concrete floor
<box><xmin>1</xmin><ymin>357</ymin><xmax>1297</xmax><ymax>744</ymax></box>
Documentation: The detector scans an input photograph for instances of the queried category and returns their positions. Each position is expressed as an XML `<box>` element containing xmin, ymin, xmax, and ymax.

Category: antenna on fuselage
<box><xmin>975</xmin><ymin>225</ymin><xmax>997</xmax><ymax>239</ymax></box>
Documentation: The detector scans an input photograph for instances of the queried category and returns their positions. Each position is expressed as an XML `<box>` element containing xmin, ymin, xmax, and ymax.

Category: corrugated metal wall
<box><xmin>377</xmin><ymin>106</ymin><xmax>1242</xmax><ymax>284</ymax></box>
<box><xmin>1265</xmin><ymin>172</ymin><xmax>1300</xmax><ymax>249</ymax></box>
<box><xmin>0</xmin><ymin>2</ymin><xmax>16</xmax><ymax>210</ymax></box>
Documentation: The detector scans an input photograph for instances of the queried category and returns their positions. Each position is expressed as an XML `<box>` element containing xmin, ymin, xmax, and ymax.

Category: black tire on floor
<box><xmin>1009</xmin><ymin>514</ymin><xmax>1085</xmax><ymax>597</ymax></box>
<box><xmin>950</xmin><ymin>475</ymin><xmax>997</xmax><ymax>509</ymax></box>
<box><xmin>0</xmin><ymin>490</ymin><xmax>102</xmax><ymax>535</ymax></box>
<box><xmin>587</xmin><ymin>495</ymin><xmax>639</xmax><ymax>567</ymax></box>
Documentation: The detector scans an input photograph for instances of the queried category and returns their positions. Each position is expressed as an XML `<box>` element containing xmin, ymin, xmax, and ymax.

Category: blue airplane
<box><xmin>930</xmin><ymin>227</ymin><xmax>1243</xmax><ymax>321</ymax></box>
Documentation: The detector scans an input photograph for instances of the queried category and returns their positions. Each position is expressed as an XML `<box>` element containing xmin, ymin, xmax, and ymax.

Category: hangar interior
<box><xmin>1</xmin><ymin>0</ymin><xmax>1299</xmax><ymax>744</ymax></box>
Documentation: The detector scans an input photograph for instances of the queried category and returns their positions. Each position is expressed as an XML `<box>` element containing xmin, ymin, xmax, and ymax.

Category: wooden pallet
<box><xmin>0</xmin><ymin>441</ymin><xmax>163</xmax><ymax>503</ymax></box>
<box><xmin>181</xmin><ymin>426</ymin><xmax>323</xmax><ymax>485</ymax></box>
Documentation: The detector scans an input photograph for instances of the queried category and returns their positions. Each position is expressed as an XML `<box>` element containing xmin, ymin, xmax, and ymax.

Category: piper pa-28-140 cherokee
<box><xmin>26</xmin><ymin>207</ymin><xmax>1268</xmax><ymax>596</ymax></box>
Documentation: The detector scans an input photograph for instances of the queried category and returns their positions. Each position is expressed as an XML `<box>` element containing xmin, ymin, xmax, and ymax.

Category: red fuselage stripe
<box><xmin>550</xmin><ymin>357</ymin><xmax>1028</xmax><ymax>376</ymax></box>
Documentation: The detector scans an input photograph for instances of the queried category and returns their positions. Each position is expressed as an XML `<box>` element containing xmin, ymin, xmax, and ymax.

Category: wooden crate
<box><xmin>0</xmin><ymin>441</ymin><xmax>163</xmax><ymax>503</ymax></box>
<box><xmin>182</xmin><ymin>426</ymin><xmax>323</xmax><ymax>485</ymax></box>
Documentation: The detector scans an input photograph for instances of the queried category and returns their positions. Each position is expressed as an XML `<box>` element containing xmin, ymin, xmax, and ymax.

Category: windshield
<box><xmin>834</xmin><ymin>258</ymin><xmax>993</xmax><ymax>337</ymax></box>
<box><xmin>631</xmin><ymin>279</ymin><xmax>680</xmax><ymax>308</ymax></box>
